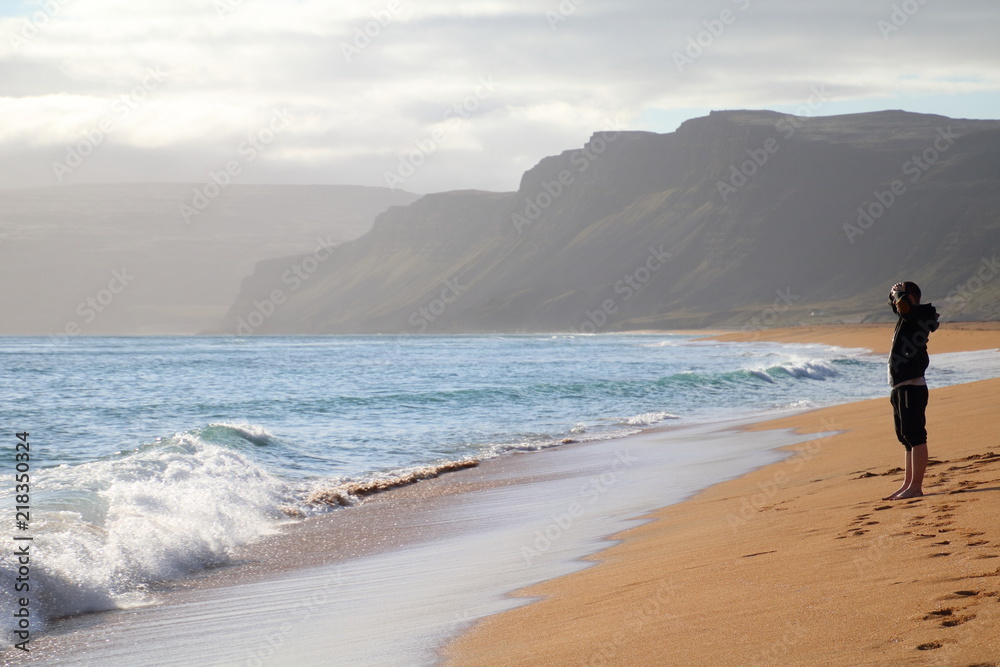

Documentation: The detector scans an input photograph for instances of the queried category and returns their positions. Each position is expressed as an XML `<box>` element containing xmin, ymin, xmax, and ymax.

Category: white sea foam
<box><xmin>208</xmin><ymin>422</ymin><xmax>276</xmax><ymax>440</ymax></box>
<box><xmin>930</xmin><ymin>349</ymin><xmax>1000</xmax><ymax>383</ymax></box>
<box><xmin>749</xmin><ymin>357</ymin><xmax>840</xmax><ymax>382</ymax></box>
<box><xmin>0</xmin><ymin>433</ymin><xmax>293</xmax><ymax>639</ymax></box>
<box><xmin>774</xmin><ymin>358</ymin><xmax>839</xmax><ymax>380</ymax></box>
<box><xmin>620</xmin><ymin>411</ymin><xmax>680</xmax><ymax>426</ymax></box>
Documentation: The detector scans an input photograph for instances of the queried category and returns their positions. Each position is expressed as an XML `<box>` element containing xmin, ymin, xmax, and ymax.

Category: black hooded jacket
<box><xmin>888</xmin><ymin>302</ymin><xmax>940</xmax><ymax>386</ymax></box>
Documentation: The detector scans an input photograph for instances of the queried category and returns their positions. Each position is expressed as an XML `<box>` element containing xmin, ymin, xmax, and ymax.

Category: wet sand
<box><xmin>12</xmin><ymin>419</ymin><xmax>824</xmax><ymax>666</ymax></box>
<box><xmin>444</xmin><ymin>324</ymin><xmax>1000</xmax><ymax>665</ymax></box>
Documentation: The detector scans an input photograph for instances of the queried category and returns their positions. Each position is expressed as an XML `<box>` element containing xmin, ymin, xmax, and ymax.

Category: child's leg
<box><xmin>884</xmin><ymin>448</ymin><xmax>914</xmax><ymax>500</ymax></box>
<box><xmin>904</xmin><ymin>444</ymin><xmax>927</xmax><ymax>496</ymax></box>
<box><xmin>884</xmin><ymin>389</ymin><xmax>909</xmax><ymax>499</ymax></box>
<box><xmin>885</xmin><ymin>386</ymin><xmax>929</xmax><ymax>500</ymax></box>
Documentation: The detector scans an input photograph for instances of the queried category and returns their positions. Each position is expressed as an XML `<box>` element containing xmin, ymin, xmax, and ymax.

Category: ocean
<box><xmin>2</xmin><ymin>333</ymin><xmax>999</xmax><ymax>655</ymax></box>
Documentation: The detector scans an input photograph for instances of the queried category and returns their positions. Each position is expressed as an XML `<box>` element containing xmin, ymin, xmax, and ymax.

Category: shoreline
<box><xmin>708</xmin><ymin>321</ymin><xmax>1000</xmax><ymax>355</ymax></box>
<box><xmin>444</xmin><ymin>323</ymin><xmax>1000</xmax><ymax>665</ymax></box>
<box><xmin>10</xmin><ymin>325</ymin><xmax>999</xmax><ymax>664</ymax></box>
<box><xmin>15</xmin><ymin>415</ymin><xmax>828</xmax><ymax>666</ymax></box>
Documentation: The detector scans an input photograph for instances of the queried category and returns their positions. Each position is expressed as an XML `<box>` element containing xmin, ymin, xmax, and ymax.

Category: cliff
<box><xmin>219</xmin><ymin>110</ymin><xmax>1000</xmax><ymax>334</ymax></box>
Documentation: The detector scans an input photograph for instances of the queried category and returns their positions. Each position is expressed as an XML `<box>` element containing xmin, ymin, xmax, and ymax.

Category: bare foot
<box><xmin>893</xmin><ymin>489</ymin><xmax>924</xmax><ymax>500</ymax></box>
<box><xmin>883</xmin><ymin>488</ymin><xmax>907</xmax><ymax>501</ymax></box>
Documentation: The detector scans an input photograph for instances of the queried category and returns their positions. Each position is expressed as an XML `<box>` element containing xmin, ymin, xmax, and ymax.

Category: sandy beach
<box><xmin>16</xmin><ymin>410</ymin><xmax>824</xmax><ymax>666</ymax></box>
<box><xmin>445</xmin><ymin>323</ymin><xmax>1000</xmax><ymax>665</ymax></box>
<box><xmin>11</xmin><ymin>324</ymin><xmax>1000</xmax><ymax>666</ymax></box>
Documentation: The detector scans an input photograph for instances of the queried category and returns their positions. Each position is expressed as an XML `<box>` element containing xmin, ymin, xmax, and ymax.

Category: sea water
<box><xmin>1</xmin><ymin>333</ymin><xmax>998</xmax><ymax>639</ymax></box>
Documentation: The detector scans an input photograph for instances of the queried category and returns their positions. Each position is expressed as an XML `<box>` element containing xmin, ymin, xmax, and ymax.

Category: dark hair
<box><xmin>901</xmin><ymin>281</ymin><xmax>921</xmax><ymax>302</ymax></box>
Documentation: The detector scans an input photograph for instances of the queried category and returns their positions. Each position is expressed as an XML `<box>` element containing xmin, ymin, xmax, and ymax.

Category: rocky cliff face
<box><xmin>219</xmin><ymin>110</ymin><xmax>1000</xmax><ymax>334</ymax></box>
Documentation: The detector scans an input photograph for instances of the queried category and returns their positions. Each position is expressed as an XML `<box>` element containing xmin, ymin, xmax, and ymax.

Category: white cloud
<box><xmin>1</xmin><ymin>0</ymin><xmax>998</xmax><ymax>192</ymax></box>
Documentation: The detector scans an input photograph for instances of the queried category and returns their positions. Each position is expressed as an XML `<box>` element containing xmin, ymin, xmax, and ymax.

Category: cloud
<box><xmin>1</xmin><ymin>0</ymin><xmax>997</xmax><ymax>192</ymax></box>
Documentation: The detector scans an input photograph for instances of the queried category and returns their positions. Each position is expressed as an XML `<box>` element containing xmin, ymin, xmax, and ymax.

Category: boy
<box><xmin>884</xmin><ymin>281</ymin><xmax>939</xmax><ymax>500</ymax></box>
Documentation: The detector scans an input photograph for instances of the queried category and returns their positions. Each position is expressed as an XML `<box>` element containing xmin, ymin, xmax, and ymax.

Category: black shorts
<box><xmin>890</xmin><ymin>384</ymin><xmax>928</xmax><ymax>450</ymax></box>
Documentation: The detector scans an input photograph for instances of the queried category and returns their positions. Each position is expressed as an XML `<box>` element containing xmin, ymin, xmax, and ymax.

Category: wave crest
<box><xmin>1</xmin><ymin>431</ymin><xmax>293</xmax><ymax>639</ymax></box>
<box><xmin>307</xmin><ymin>458</ymin><xmax>479</xmax><ymax>507</ymax></box>
<box><xmin>620</xmin><ymin>411</ymin><xmax>680</xmax><ymax>426</ymax></box>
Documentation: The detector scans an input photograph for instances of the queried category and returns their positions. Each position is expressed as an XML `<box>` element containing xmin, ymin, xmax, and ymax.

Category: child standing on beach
<box><xmin>884</xmin><ymin>281</ymin><xmax>939</xmax><ymax>500</ymax></box>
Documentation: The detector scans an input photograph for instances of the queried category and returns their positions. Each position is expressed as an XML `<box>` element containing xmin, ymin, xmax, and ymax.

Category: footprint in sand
<box><xmin>968</xmin><ymin>540</ymin><xmax>990</xmax><ymax>547</ymax></box>
<box><xmin>963</xmin><ymin>451</ymin><xmax>1000</xmax><ymax>462</ymax></box>
<box><xmin>916</xmin><ymin>640</ymin><xmax>943</xmax><ymax>650</ymax></box>
<box><xmin>941</xmin><ymin>613</ymin><xmax>976</xmax><ymax>627</ymax></box>
<box><xmin>934</xmin><ymin>590</ymin><xmax>980</xmax><ymax>603</ymax></box>
<box><xmin>922</xmin><ymin>606</ymin><xmax>978</xmax><ymax>628</ymax></box>
<box><xmin>929</xmin><ymin>552</ymin><xmax>952</xmax><ymax>558</ymax></box>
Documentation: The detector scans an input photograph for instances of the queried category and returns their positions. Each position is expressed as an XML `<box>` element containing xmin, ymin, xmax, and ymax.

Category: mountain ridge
<box><xmin>216</xmin><ymin>109</ymin><xmax>1000</xmax><ymax>334</ymax></box>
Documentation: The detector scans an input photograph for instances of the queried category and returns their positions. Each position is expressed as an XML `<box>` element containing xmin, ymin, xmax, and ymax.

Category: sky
<box><xmin>1</xmin><ymin>0</ymin><xmax>998</xmax><ymax>194</ymax></box>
